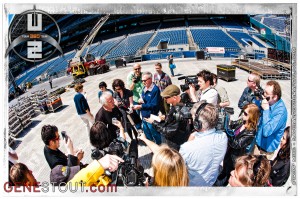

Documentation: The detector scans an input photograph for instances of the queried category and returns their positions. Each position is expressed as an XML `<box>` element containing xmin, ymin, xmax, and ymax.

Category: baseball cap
<box><xmin>161</xmin><ymin>85</ymin><xmax>180</xmax><ymax>98</ymax></box>
<box><xmin>50</xmin><ymin>165</ymin><xmax>80</xmax><ymax>185</ymax></box>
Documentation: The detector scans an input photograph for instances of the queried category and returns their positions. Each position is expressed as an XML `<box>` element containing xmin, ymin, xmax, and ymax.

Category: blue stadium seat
<box><xmin>228</xmin><ymin>31</ymin><xmax>265</xmax><ymax>47</ymax></box>
<box><xmin>149</xmin><ymin>29</ymin><xmax>188</xmax><ymax>47</ymax></box>
<box><xmin>106</xmin><ymin>32</ymin><xmax>154</xmax><ymax>59</ymax></box>
<box><xmin>190</xmin><ymin>28</ymin><xmax>240</xmax><ymax>50</ymax></box>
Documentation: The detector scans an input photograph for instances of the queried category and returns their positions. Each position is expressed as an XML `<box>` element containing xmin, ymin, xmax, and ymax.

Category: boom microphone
<box><xmin>177</xmin><ymin>76</ymin><xmax>186</xmax><ymax>80</ymax></box>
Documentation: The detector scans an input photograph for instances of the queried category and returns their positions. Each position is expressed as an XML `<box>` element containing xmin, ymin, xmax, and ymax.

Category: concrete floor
<box><xmin>9</xmin><ymin>58</ymin><xmax>291</xmax><ymax>184</ymax></box>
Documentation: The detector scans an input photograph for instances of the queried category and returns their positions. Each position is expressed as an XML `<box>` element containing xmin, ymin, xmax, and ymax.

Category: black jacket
<box><xmin>227</xmin><ymin>124</ymin><xmax>256</xmax><ymax>157</ymax></box>
<box><xmin>44</xmin><ymin>146</ymin><xmax>78</xmax><ymax>169</ymax></box>
<box><xmin>269</xmin><ymin>150</ymin><xmax>290</xmax><ymax>186</ymax></box>
<box><xmin>152</xmin><ymin>104</ymin><xmax>193</xmax><ymax>150</ymax></box>
<box><xmin>214</xmin><ymin>123</ymin><xmax>256</xmax><ymax>186</ymax></box>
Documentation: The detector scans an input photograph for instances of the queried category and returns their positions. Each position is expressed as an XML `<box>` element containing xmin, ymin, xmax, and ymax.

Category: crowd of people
<box><xmin>8</xmin><ymin>60</ymin><xmax>290</xmax><ymax>188</ymax></box>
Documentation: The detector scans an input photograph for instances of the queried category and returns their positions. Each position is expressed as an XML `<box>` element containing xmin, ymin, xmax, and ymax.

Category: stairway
<box><xmin>186</xmin><ymin>28</ymin><xmax>197</xmax><ymax>50</ymax></box>
<box><xmin>102</xmin><ymin>36</ymin><xmax>126</xmax><ymax>58</ymax></box>
<box><xmin>139</xmin><ymin>31</ymin><xmax>158</xmax><ymax>55</ymax></box>
<box><xmin>222</xmin><ymin>29</ymin><xmax>244</xmax><ymax>50</ymax></box>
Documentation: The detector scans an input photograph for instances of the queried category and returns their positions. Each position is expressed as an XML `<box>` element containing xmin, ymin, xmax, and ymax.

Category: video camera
<box><xmin>178</xmin><ymin>75</ymin><xmax>200</xmax><ymax>92</ymax></box>
<box><xmin>253</xmin><ymin>85</ymin><xmax>264</xmax><ymax>100</ymax></box>
<box><xmin>216</xmin><ymin>107</ymin><xmax>235</xmax><ymax>136</ymax></box>
<box><xmin>91</xmin><ymin>138</ymin><xmax>127</xmax><ymax>160</ymax></box>
<box><xmin>113</xmin><ymin>139</ymin><xmax>151</xmax><ymax>186</ymax></box>
<box><xmin>91</xmin><ymin>137</ymin><xmax>149</xmax><ymax>186</ymax></box>
<box><xmin>172</xmin><ymin>103</ymin><xmax>194</xmax><ymax>122</ymax></box>
<box><xmin>253</xmin><ymin>85</ymin><xmax>270</xmax><ymax>101</ymax></box>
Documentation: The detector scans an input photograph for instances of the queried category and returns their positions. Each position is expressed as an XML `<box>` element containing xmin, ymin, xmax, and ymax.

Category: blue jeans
<box><xmin>169</xmin><ymin>67</ymin><xmax>174</xmax><ymax>76</ymax></box>
<box><xmin>133</xmin><ymin>101</ymin><xmax>142</xmax><ymax>130</ymax></box>
<box><xmin>142</xmin><ymin>120</ymin><xmax>161</xmax><ymax>145</ymax></box>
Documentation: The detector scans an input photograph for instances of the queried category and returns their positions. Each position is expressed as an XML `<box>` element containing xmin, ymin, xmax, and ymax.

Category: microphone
<box><xmin>177</xmin><ymin>76</ymin><xmax>186</xmax><ymax>80</ymax></box>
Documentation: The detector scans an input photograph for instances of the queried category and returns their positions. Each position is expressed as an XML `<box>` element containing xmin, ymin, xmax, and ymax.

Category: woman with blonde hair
<box><xmin>138</xmin><ymin>133</ymin><xmax>189</xmax><ymax>186</ymax></box>
<box><xmin>215</xmin><ymin>103</ymin><xmax>260</xmax><ymax>186</ymax></box>
<box><xmin>229</xmin><ymin>155</ymin><xmax>271</xmax><ymax>187</ymax></box>
<box><xmin>152</xmin><ymin>146</ymin><xmax>189</xmax><ymax>186</ymax></box>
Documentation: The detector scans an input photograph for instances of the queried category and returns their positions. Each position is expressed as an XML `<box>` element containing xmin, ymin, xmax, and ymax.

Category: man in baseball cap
<box><xmin>142</xmin><ymin>85</ymin><xmax>193</xmax><ymax>150</ymax></box>
<box><xmin>50</xmin><ymin>165</ymin><xmax>80</xmax><ymax>186</ymax></box>
<box><xmin>50</xmin><ymin>154</ymin><xmax>124</xmax><ymax>186</ymax></box>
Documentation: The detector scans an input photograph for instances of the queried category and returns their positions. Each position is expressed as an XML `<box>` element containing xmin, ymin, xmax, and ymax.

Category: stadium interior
<box><xmin>7</xmin><ymin>13</ymin><xmax>292</xmax><ymax>188</ymax></box>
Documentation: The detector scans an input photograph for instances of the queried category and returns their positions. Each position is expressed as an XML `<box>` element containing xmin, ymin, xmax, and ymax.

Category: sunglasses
<box><xmin>53</xmin><ymin>136</ymin><xmax>60</xmax><ymax>141</ymax></box>
<box><xmin>247</xmin><ymin>78</ymin><xmax>254</xmax><ymax>82</ymax></box>
<box><xmin>243</xmin><ymin>111</ymin><xmax>248</xmax><ymax>117</ymax></box>
<box><xmin>115</xmin><ymin>88</ymin><xmax>122</xmax><ymax>91</ymax></box>
<box><xmin>134</xmin><ymin>68</ymin><xmax>141</xmax><ymax>71</ymax></box>
<box><xmin>142</xmin><ymin>78</ymin><xmax>150</xmax><ymax>82</ymax></box>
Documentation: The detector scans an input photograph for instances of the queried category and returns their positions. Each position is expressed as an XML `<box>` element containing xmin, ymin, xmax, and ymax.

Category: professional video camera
<box><xmin>112</xmin><ymin>139</ymin><xmax>151</xmax><ymax>186</ymax></box>
<box><xmin>216</xmin><ymin>107</ymin><xmax>235</xmax><ymax>136</ymax></box>
<box><xmin>91</xmin><ymin>138</ymin><xmax>127</xmax><ymax>160</ymax></box>
<box><xmin>178</xmin><ymin>75</ymin><xmax>200</xmax><ymax>92</ymax></box>
<box><xmin>91</xmin><ymin>137</ymin><xmax>150</xmax><ymax>186</ymax></box>
<box><xmin>172</xmin><ymin>103</ymin><xmax>194</xmax><ymax>122</ymax></box>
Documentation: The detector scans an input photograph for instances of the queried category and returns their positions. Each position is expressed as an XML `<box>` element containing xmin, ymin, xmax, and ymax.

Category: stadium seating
<box><xmin>131</xmin><ymin>23</ymin><xmax>160</xmax><ymax>34</ymax></box>
<box><xmin>149</xmin><ymin>29</ymin><xmax>188</xmax><ymax>47</ymax></box>
<box><xmin>263</xmin><ymin>17</ymin><xmax>286</xmax><ymax>32</ymax></box>
<box><xmin>228</xmin><ymin>31</ymin><xmax>265</xmax><ymax>47</ymax></box>
<box><xmin>89</xmin><ymin>37</ymin><xmax>125</xmax><ymax>58</ymax></box>
<box><xmin>106</xmin><ymin>32</ymin><xmax>154</xmax><ymax>59</ymax></box>
<box><xmin>190</xmin><ymin>28</ymin><xmax>240</xmax><ymax>50</ymax></box>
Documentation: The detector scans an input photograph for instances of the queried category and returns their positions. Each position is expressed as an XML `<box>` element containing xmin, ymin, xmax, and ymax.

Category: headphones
<box><xmin>193</xmin><ymin>102</ymin><xmax>208</xmax><ymax>131</ymax></box>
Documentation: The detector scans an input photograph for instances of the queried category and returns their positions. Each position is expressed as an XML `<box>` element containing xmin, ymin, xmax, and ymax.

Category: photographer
<box><xmin>187</xmin><ymin>70</ymin><xmax>218</xmax><ymax>105</ymax></box>
<box><xmin>144</xmin><ymin>85</ymin><xmax>193</xmax><ymax>150</ymax></box>
<box><xmin>90</xmin><ymin>121</ymin><xmax>148</xmax><ymax>186</ymax></box>
<box><xmin>127</xmin><ymin>63</ymin><xmax>143</xmax><ymax>129</ymax></box>
<box><xmin>214</xmin><ymin>103</ymin><xmax>260</xmax><ymax>186</ymax></box>
<box><xmin>238</xmin><ymin>73</ymin><xmax>261</xmax><ymax>110</ymax></box>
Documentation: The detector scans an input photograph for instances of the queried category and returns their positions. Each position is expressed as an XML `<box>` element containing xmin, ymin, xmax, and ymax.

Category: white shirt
<box><xmin>199</xmin><ymin>87</ymin><xmax>218</xmax><ymax>105</ymax></box>
<box><xmin>180</xmin><ymin>129</ymin><xmax>228</xmax><ymax>186</ymax></box>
